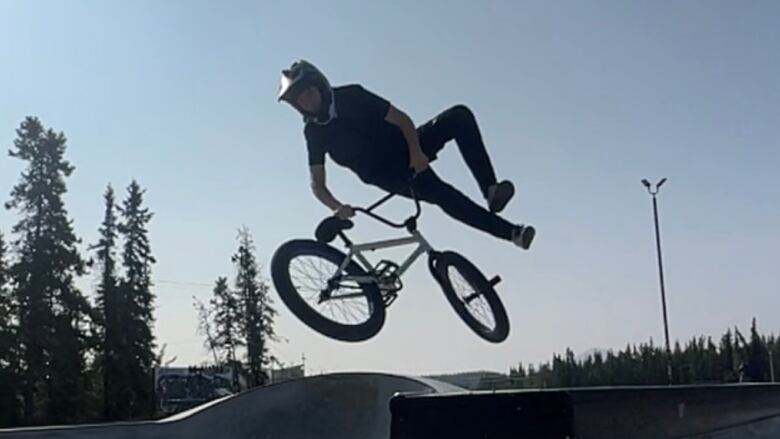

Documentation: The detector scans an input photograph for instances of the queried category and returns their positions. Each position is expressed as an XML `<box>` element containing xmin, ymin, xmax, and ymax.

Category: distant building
<box><xmin>269</xmin><ymin>364</ymin><xmax>305</xmax><ymax>384</ymax></box>
<box><xmin>155</xmin><ymin>363</ymin><xmax>305</xmax><ymax>415</ymax></box>
<box><xmin>155</xmin><ymin>365</ymin><xmax>237</xmax><ymax>415</ymax></box>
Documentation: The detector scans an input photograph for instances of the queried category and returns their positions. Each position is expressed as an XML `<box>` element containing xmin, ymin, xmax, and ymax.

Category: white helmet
<box><xmin>278</xmin><ymin>60</ymin><xmax>334</xmax><ymax>123</ymax></box>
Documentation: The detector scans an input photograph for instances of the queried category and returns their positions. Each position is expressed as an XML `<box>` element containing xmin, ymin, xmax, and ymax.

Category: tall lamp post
<box><xmin>642</xmin><ymin>178</ymin><xmax>673</xmax><ymax>384</ymax></box>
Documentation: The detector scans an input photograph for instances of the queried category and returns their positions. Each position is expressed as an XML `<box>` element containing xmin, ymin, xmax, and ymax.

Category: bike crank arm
<box><xmin>318</xmin><ymin>291</ymin><xmax>371</xmax><ymax>303</ymax></box>
<box><xmin>463</xmin><ymin>277</ymin><xmax>501</xmax><ymax>304</ymax></box>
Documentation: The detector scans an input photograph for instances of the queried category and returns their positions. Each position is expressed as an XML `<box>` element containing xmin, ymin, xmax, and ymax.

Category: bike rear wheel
<box><xmin>271</xmin><ymin>239</ymin><xmax>385</xmax><ymax>342</ymax></box>
<box><xmin>433</xmin><ymin>251</ymin><xmax>509</xmax><ymax>343</ymax></box>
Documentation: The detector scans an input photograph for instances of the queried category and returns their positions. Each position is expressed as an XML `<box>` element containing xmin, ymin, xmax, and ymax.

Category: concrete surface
<box><xmin>0</xmin><ymin>372</ymin><xmax>461</xmax><ymax>439</ymax></box>
<box><xmin>6</xmin><ymin>374</ymin><xmax>780</xmax><ymax>439</ymax></box>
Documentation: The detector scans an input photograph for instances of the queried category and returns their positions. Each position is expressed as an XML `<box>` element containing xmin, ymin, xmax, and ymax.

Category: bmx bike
<box><xmin>270</xmin><ymin>185</ymin><xmax>510</xmax><ymax>343</ymax></box>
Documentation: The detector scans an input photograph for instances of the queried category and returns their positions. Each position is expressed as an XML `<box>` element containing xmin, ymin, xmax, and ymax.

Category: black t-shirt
<box><xmin>304</xmin><ymin>84</ymin><xmax>409</xmax><ymax>185</ymax></box>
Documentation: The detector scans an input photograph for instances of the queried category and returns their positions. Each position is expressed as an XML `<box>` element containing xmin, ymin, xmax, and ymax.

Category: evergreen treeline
<box><xmin>497</xmin><ymin>319</ymin><xmax>778</xmax><ymax>390</ymax></box>
<box><xmin>0</xmin><ymin>117</ymin><xmax>157</xmax><ymax>426</ymax></box>
<box><xmin>0</xmin><ymin>117</ymin><xmax>279</xmax><ymax>427</ymax></box>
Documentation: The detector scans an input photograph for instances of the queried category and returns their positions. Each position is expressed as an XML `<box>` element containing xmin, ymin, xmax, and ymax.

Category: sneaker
<box><xmin>487</xmin><ymin>181</ymin><xmax>515</xmax><ymax>213</ymax></box>
<box><xmin>512</xmin><ymin>225</ymin><xmax>535</xmax><ymax>250</ymax></box>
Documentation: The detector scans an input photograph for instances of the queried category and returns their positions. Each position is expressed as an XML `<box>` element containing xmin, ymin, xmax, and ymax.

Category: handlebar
<box><xmin>352</xmin><ymin>179</ymin><xmax>422</xmax><ymax>230</ymax></box>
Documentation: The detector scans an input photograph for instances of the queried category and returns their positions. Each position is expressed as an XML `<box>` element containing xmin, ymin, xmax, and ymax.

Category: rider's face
<box><xmin>296</xmin><ymin>86</ymin><xmax>322</xmax><ymax>114</ymax></box>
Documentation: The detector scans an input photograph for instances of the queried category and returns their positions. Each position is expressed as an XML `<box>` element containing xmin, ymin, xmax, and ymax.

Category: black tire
<box><xmin>433</xmin><ymin>251</ymin><xmax>509</xmax><ymax>343</ymax></box>
<box><xmin>271</xmin><ymin>239</ymin><xmax>385</xmax><ymax>342</ymax></box>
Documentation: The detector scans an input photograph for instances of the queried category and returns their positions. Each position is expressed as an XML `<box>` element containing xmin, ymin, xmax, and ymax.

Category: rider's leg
<box><xmin>416</xmin><ymin>105</ymin><xmax>499</xmax><ymax>199</ymax></box>
<box><xmin>396</xmin><ymin>169</ymin><xmax>516</xmax><ymax>241</ymax></box>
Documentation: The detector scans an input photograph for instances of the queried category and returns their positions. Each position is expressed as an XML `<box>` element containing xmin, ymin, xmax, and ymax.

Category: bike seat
<box><xmin>315</xmin><ymin>217</ymin><xmax>354</xmax><ymax>243</ymax></box>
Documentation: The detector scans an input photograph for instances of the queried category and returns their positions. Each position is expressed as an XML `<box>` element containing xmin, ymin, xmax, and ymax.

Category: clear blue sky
<box><xmin>1</xmin><ymin>1</ymin><xmax>778</xmax><ymax>375</ymax></box>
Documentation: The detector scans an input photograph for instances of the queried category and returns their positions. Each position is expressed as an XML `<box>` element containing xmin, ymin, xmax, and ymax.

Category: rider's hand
<box><xmin>334</xmin><ymin>204</ymin><xmax>355</xmax><ymax>219</ymax></box>
<box><xmin>410</xmin><ymin>150</ymin><xmax>430</xmax><ymax>174</ymax></box>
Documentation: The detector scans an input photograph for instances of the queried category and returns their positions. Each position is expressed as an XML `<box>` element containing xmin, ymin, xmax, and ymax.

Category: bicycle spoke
<box><xmin>291</xmin><ymin>259</ymin><xmax>325</xmax><ymax>284</ymax></box>
<box><xmin>289</xmin><ymin>253</ymin><xmax>372</xmax><ymax>326</ymax></box>
<box><xmin>304</xmin><ymin>256</ymin><xmax>328</xmax><ymax>279</ymax></box>
<box><xmin>448</xmin><ymin>267</ymin><xmax>495</xmax><ymax>331</ymax></box>
<box><xmin>290</xmin><ymin>269</ymin><xmax>328</xmax><ymax>295</ymax></box>
<box><xmin>334</xmin><ymin>302</ymin><xmax>350</xmax><ymax>323</ymax></box>
<box><xmin>290</xmin><ymin>271</ymin><xmax>321</xmax><ymax>291</ymax></box>
<box><xmin>342</xmin><ymin>303</ymin><xmax>360</xmax><ymax>322</ymax></box>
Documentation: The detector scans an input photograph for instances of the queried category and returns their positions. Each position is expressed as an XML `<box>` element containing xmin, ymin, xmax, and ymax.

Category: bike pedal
<box><xmin>383</xmin><ymin>293</ymin><xmax>398</xmax><ymax>307</ymax></box>
<box><xmin>488</xmin><ymin>276</ymin><xmax>502</xmax><ymax>287</ymax></box>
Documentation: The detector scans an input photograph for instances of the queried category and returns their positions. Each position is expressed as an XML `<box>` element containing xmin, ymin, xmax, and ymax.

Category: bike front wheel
<box><xmin>271</xmin><ymin>239</ymin><xmax>385</xmax><ymax>342</ymax></box>
<box><xmin>433</xmin><ymin>251</ymin><xmax>509</xmax><ymax>343</ymax></box>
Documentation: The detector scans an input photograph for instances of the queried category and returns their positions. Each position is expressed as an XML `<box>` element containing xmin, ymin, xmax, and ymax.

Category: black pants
<box><xmin>376</xmin><ymin>105</ymin><xmax>516</xmax><ymax>241</ymax></box>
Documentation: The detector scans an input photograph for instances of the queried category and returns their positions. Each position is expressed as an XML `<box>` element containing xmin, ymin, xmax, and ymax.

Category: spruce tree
<box><xmin>232</xmin><ymin>227</ymin><xmax>277</xmax><ymax>387</ymax></box>
<box><xmin>118</xmin><ymin>180</ymin><xmax>156</xmax><ymax>417</ymax></box>
<box><xmin>720</xmin><ymin>329</ymin><xmax>737</xmax><ymax>382</ymax></box>
<box><xmin>746</xmin><ymin>319</ymin><xmax>769</xmax><ymax>382</ymax></box>
<box><xmin>90</xmin><ymin>185</ymin><xmax>130</xmax><ymax>419</ymax></box>
<box><xmin>5</xmin><ymin>117</ymin><xmax>91</xmax><ymax>424</ymax></box>
<box><xmin>0</xmin><ymin>230</ymin><xmax>21</xmax><ymax>426</ymax></box>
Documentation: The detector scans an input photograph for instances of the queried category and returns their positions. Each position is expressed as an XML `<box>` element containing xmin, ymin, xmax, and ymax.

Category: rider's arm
<box><xmin>309</xmin><ymin>165</ymin><xmax>344</xmax><ymax>212</ymax></box>
<box><xmin>385</xmin><ymin>106</ymin><xmax>428</xmax><ymax>169</ymax></box>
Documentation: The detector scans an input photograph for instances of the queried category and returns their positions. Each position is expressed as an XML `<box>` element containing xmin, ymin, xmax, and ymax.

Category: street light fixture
<box><xmin>642</xmin><ymin>178</ymin><xmax>673</xmax><ymax>384</ymax></box>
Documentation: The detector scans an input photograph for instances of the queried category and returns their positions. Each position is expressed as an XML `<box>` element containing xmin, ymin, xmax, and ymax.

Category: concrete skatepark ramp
<box><xmin>3</xmin><ymin>373</ymin><xmax>780</xmax><ymax>439</ymax></box>
<box><xmin>0</xmin><ymin>373</ymin><xmax>460</xmax><ymax>439</ymax></box>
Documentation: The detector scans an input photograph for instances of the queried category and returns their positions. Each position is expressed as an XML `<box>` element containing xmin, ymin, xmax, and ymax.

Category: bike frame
<box><xmin>331</xmin><ymin>186</ymin><xmax>432</xmax><ymax>287</ymax></box>
<box><xmin>337</xmin><ymin>230</ymin><xmax>433</xmax><ymax>284</ymax></box>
